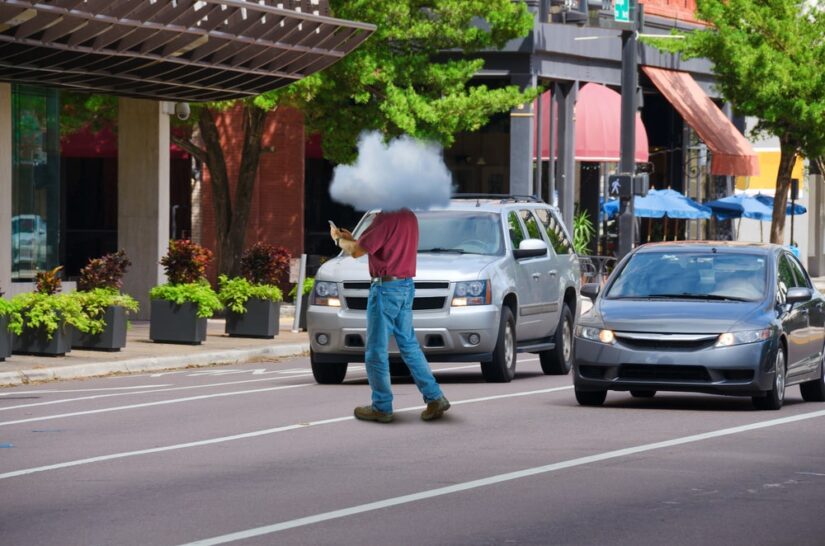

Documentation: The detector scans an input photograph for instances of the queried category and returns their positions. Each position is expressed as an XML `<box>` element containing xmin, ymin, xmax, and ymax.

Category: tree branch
<box><xmin>171</xmin><ymin>134</ymin><xmax>207</xmax><ymax>164</ymax></box>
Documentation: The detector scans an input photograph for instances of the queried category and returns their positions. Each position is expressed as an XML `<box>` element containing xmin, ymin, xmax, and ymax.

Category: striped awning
<box><xmin>0</xmin><ymin>0</ymin><xmax>374</xmax><ymax>101</ymax></box>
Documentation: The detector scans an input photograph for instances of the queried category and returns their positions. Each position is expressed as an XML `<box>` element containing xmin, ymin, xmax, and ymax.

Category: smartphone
<box><xmin>328</xmin><ymin>219</ymin><xmax>338</xmax><ymax>230</ymax></box>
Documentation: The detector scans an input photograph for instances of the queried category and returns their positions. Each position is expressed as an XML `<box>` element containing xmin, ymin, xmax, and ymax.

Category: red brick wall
<box><xmin>200</xmin><ymin>105</ymin><xmax>305</xmax><ymax>282</ymax></box>
<box><xmin>641</xmin><ymin>0</ymin><xmax>701</xmax><ymax>24</ymax></box>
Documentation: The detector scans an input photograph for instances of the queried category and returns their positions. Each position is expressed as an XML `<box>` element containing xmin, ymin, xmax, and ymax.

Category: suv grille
<box><xmin>343</xmin><ymin>281</ymin><xmax>449</xmax><ymax>290</ymax></box>
<box><xmin>344</xmin><ymin>296</ymin><xmax>446</xmax><ymax>311</ymax></box>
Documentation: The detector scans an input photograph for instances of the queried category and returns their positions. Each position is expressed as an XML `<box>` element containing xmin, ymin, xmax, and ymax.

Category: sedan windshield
<box><xmin>354</xmin><ymin>211</ymin><xmax>505</xmax><ymax>256</ymax></box>
<box><xmin>606</xmin><ymin>251</ymin><xmax>767</xmax><ymax>301</ymax></box>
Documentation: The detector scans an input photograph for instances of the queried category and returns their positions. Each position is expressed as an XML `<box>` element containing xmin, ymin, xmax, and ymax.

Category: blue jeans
<box><xmin>365</xmin><ymin>278</ymin><xmax>444</xmax><ymax>413</ymax></box>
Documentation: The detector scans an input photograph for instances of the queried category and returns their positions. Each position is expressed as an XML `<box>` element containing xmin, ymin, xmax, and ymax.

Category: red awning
<box><xmin>642</xmin><ymin>66</ymin><xmax>759</xmax><ymax>177</ymax></box>
<box><xmin>534</xmin><ymin>83</ymin><xmax>649</xmax><ymax>163</ymax></box>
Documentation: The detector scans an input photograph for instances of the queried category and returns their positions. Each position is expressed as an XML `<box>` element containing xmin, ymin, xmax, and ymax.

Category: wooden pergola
<box><xmin>0</xmin><ymin>0</ymin><xmax>374</xmax><ymax>101</ymax></box>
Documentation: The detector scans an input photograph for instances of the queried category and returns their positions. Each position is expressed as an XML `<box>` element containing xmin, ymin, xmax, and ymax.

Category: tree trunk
<box><xmin>197</xmin><ymin>105</ymin><xmax>270</xmax><ymax>277</ymax></box>
<box><xmin>769</xmin><ymin>138</ymin><xmax>798</xmax><ymax>244</ymax></box>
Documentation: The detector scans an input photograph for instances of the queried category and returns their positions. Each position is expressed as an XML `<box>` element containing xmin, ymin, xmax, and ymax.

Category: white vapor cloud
<box><xmin>329</xmin><ymin>132</ymin><xmax>452</xmax><ymax>212</ymax></box>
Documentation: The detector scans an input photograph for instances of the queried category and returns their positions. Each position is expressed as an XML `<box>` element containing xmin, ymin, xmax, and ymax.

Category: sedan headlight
<box><xmin>312</xmin><ymin>281</ymin><xmax>341</xmax><ymax>307</ymax></box>
<box><xmin>576</xmin><ymin>326</ymin><xmax>615</xmax><ymax>344</ymax></box>
<box><xmin>452</xmin><ymin>280</ymin><xmax>491</xmax><ymax>306</ymax></box>
<box><xmin>715</xmin><ymin>328</ymin><xmax>772</xmax><ymax>347</ymax></box>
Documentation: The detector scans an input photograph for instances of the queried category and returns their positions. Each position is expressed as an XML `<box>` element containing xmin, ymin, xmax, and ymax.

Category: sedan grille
<box><xmin>615</xmin><ymin>332</ymin><xmax>718</xmax><ymax>351</ymax></box>
<box><xmin>618</xmin><ymin>364</ymin><xmax>711</xmax><ymax>382</ymax></box>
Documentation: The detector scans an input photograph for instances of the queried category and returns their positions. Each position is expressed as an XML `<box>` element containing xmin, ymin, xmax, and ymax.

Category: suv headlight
<box><xmin>312</xmin><ymin>281</ymin><xmax>340</xmax><ymax>307</ymax></box>
<box><xmin>715</xmin><ymin>328</ymin><xmax>772</xmax><ymax>347</ymax></box>
<box><xmin>576</xmin><ymin>326</ymin><xmax>615</xmax><ymax>344</ymax></box>
<box><xmin>452</xmin><ymin>280</ymin><xmax>491</xmax><ymax>306</ymax></box>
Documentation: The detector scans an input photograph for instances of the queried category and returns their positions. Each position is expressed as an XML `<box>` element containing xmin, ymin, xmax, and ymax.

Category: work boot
<box><xmin>354</xmin><ymin>405</ymin><xmax>394</xmax><ymax>423</ymax></box>
<box><xmin>421</xmin><ymin>397</ymin><xmax>451</xmax><ymax>421</ymax></box>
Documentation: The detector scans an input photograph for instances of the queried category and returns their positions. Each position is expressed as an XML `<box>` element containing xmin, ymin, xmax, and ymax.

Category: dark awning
<box><xmin>642</xmin><ymin>66</ymin><xmax>759</xmax><ymax>177</ymax></box>
<box><xmin>0</xmin><ymin>0</ymin><xmax>374</xmax><ymax>102</ymax></box>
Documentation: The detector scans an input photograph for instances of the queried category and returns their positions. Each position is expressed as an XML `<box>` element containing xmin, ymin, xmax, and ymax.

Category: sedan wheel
<box><xmin>575</xmin><ymin>388</ymin><xmax>607</xmax><ymax>406</ymax></box>
<box><xmin>800</xmin><ymin>346</ymin><xmax>825</xmax><ymax>402</ymax></box>
<box><xmin>753</xmin><ymin>349</ymin><xmax>785</xmax><ymax>410</ymax></box>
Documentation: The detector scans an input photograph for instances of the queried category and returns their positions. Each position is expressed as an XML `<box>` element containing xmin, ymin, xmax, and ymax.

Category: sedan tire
<box><xmin>800</xmin><ymin>348</ymin><xmax>825</xmax><ymax>402</ymax></box>
<box><xmin>482</xmin><ymin>307</ymin><xmax>516</xmax><ymax>383</ymax></box>
<box><xmin>310</xmin><ymin>350</ymin><xmax>348</xmax><ymax>384</ymax></box>
<box><xmin>753</xmin><ymin>349</ymin><xmax>786</xmax><ymax>410</ymax></box>
<box><xmin>540</xmin><ymin>304</ymin><xmax>574</xmax><ymax>375</ymax></box>
<box><xmin>575</xmin><ymin>388</ymin><xmax>607</xmax><ymax>406</ymax></box>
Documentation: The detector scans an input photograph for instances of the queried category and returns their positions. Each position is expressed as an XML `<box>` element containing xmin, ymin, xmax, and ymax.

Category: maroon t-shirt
<box><xmin>357</xmin><ymin>209</ymin><xmax>418</xmax><ymax>278</ymax></box>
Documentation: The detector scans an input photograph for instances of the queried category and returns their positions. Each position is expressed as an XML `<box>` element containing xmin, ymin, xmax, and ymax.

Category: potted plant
<box><xmin>10</xmin><ymin>266</ymin><xmax>90</xmax><ymax>356</ymax></box>
<box><xmin>289</xmin><ymin>276</ymin><xmax>314</xmax><ymax>331</ymax></box>
<box><xmin>71</xmin><ymin>250</ymin><xmax>139</xmax><ymax>351</ymax></box>
<box><xmin>149</xmin><ymin>240</ymin><xmax>222</xmax><ymax>344</ymax></box>
<box><xmin>0</xmin><ymin>286</ymin><xmax>21</xmax><ymax>361</ymax></box>
<box><xmin>218</xmin><ymin>242</ymin><xmax>289</xmax><ymax>338</ymax></box>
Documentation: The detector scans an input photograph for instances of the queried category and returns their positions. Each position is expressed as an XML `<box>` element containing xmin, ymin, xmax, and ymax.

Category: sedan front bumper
<box><xmin>573</xmin><ymin>335</ymin><xmax>778</xmax><ymax>396</ymax></box>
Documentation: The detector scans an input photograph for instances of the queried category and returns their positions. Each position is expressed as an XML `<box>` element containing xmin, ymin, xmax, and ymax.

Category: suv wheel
<box><xmin>539</xmin><ymin>304</ymin><xmax>573</xmax><ymax>375</ymax></box>
<box><xmin>482</xmin><ymin>306</ymin><xmax>516</xmax><ymax>382</ymax></box>
<box><xmin>310</xmin><ymin>349</ymin><xmax>348</xmax><ymax>384</ymax></box>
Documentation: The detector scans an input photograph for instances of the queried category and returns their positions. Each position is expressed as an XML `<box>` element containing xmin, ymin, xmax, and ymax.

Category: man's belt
<box><xmin>371</xmin><ymin>276</ymin><xmax>408</xmax><ymax>283</ymax></box>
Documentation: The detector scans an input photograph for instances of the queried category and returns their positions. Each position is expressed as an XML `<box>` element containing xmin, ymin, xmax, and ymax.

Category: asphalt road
<box><xmin>2</xmin><ymin>355</ymin><xmax>825</xmax><ymax>546</ymax></box>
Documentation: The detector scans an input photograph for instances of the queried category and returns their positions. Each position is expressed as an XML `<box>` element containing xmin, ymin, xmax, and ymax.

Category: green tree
<box><xmin>647</xmin><ymin>0</ymin><xmax>825</xmax><ymax>244</ymax></box>
<box><xmin>170</xmin><ymin>0</ymin><xmax>537</xmax><ymax>275</ymax></box>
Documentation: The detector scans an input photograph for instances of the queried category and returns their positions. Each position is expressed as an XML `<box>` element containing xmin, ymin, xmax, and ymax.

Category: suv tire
<box><xmin>483</xmin><ymin>306</ymin><xmax>516</xmax><ymax>383</ymax></box>
<box><xmin>310</xmin><ymin>349</ymin><xmax>348</xmax><ymax>384</ymax></box>
<box><xmin>540</xmin><ymin>304</ymin><xmax>573</xmax><ymax>375</ymax></box>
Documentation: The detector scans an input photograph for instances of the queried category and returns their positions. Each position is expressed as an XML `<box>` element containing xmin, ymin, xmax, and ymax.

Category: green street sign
<box><xmin>614</xmin><ymin>0</ymin><xmax>630</xmax><ymax>23</ymax></box>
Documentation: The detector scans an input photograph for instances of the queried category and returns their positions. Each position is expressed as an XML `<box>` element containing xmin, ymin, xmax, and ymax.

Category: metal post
<box><xmin>617</xmin><ymin>3</ymin><xmax>641</xmax><ymax>259</ymax></box>
<box><xmin>291</xmin><ymin>253</ymin><xmax>307</xmax><ymax>333</ymax></box>
<box><xmin>548</xmin><ymin>87</ymin><xmax>557</xmax><ymax>205</ymax></box>
<box><xmin>535</xmin><ymin>90</ymin><xmax>544</xmax><ymax>200</ymax></box>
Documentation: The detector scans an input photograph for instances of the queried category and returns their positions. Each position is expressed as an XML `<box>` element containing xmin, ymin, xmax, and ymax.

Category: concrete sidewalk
<box><xmin>0</xmin><ymin>308</ymin><xmax>309</xmax><ymax>387</ymax></box>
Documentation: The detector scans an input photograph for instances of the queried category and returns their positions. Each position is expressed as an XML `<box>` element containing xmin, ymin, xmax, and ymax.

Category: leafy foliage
<box><xmin>35</xmin><ymin>266</ymin><xmax>64</xmax><ymax>295</ymax></box>
<box><xmin>9</xmin><ymin>292</ymin><xmax>90</xmax><ymax>339</ymax></box>
<box><xmin>240</xmin><ymin>242</ymin><xmax>291</xmax><ymax>286</ymax></box>
<box><xmin>78</xmin><ymin>250</ymin><xmax>132</xmax><ymax>292</ymax></box>
<box><xmin>0</xmin><ymin>297</ymin><xmax>23</xmax><ymax>335</ymax></box>
<box><xmin>149</xmin><ymin>281</ymin><xmax>223</xmax><ymax>318</ymax></box>
<box><xmin>160</xmin><ymin>240</ymin><xmax>213</xmax><ymax>284</ymax></box>
<box><xmin>72</xmin><ymin>288</ymin><xmax>139</xmax><ymax>335</ymax></box>
<box><xmin>573</xmin><ymin>210</ymin><xmax>596</xmax><ymax>255</ymax></box>
<box><xmin>289</xmin><ymin>277</ymin><xmax>315</xmax><ymax>299</ymax></box>
<box><xmin>217</xmin><ymin>275</ymin><xmax>283</xmax><ymax>314</ymax></box>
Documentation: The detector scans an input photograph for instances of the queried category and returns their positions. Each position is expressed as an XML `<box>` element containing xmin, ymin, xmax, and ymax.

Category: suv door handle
<box><xmin>548</xmin><ymin>270</ymin><xmax>558</xmax><ymax>277</ymax></box>
<box><xmin>532</xmin><ymin>273</ymin><xmax>542</xmax><ymax>280</ymax></box>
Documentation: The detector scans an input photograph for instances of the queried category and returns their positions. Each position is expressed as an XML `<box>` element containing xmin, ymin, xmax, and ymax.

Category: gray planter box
<box><xmin>150</xmin><ymin>299</ymin><xmax>207</xmax><ymax>345</ymax></box>
<box><xmin>0</xmin><ymin>315</ymin><xmax>11</xmax><ymax>361</ymax></box>
<box><xmin>13</xmin><ymin>322</ymin><xmax>72</xmax><ymax>357</ymax></box>
<box><xmin>72</xmin><ymin>305</ymin><xmax>128</xmax><ymax>351</ymax></box>
<box><xmin>225</xmin><ymin>299</ymin><xmax>280</xmax><ymax>338</ymax></box>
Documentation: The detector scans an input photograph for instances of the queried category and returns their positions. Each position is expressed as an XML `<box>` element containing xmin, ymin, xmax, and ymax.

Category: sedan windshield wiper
<box><xmin>646</xmin><ymin>293</ymin><xmax>751</xmax><ymax>302</ymax></box>
<box><xmin>419</xmin><ymin>248</ymin><xmax>468</xmax><ymax>254</ymax></box>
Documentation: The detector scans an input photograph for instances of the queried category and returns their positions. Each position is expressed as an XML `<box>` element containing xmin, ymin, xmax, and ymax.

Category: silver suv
<box><xmin>307</xmin><ymin>196</ymin><xmax>581</xmax><ymax>383</ymax></box>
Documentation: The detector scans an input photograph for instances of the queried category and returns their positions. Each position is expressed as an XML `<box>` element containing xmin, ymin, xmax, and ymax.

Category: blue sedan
<box><xmin>574</xmin><ymin>242</ymin><xmax>825</xmax><ymax>410</ymax></box>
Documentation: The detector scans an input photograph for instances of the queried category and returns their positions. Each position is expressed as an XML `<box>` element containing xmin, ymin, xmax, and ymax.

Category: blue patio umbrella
<box><xmin>705</xmin><ymin>193</ymin><xmax>807</xmax><ymax>221</ymax></box>
<box><xmin>602</xmin><ymin>189</ymin><xmax>711</xmax><ymax>220</ymax></box>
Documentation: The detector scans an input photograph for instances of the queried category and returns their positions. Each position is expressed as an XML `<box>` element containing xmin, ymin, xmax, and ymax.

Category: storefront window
<box><xmin>12</xmin><ymin>85</ymin><xmax>60</xmax><ymax>280</ymax></box>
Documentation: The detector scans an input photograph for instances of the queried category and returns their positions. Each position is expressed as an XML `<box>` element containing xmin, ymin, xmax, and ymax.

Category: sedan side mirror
<box><xmin>513</xmin><ymin>238</ymin><xmax>548</xmax><ymax>259</ymax></box>
<box><xmin>581</xmin><ymin>283</ymin><xmax>600</xmax><ymax>301</ymax></box>
<box><xmin>786</xmin><ymin>286</ymin><xmax>813</xmax><ymax>305</ymax></box>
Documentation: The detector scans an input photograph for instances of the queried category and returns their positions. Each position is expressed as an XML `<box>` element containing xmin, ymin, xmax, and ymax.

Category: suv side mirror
<box><xmin>581</xmin><ymin>283</ymin><xmax>600</xmax><ymax>301</ymax></box>
<box><xmin>513</xmin><ymin>238</ymin><xmax>548</xmax><ymax>259</ymax></box>
<box><xmin>786</xmin><ymin>286</ymin><xmax>813</xmax><ymax>305</ymax></box>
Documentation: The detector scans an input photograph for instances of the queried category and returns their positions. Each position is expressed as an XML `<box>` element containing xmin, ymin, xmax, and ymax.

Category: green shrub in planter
<box><xmin>218</xmin><ymin>275</ymin><xmax>283</xmax><ymax>338</ymax></box>
<box><xmin>150</xmin><ymin>240</ymin><xmax>222</xmax><ymax>344</ymax></box>
<box><xmin>0</xmin><ymin>295</ymin><xmax>22</xmax><ymax>361</ymax></box>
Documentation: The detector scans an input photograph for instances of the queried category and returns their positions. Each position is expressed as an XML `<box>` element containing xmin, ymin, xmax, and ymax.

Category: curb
<box><xmin>0</xmin><ymin>342</ymin><xmax>310</xmax><ymax>387</ymax></box>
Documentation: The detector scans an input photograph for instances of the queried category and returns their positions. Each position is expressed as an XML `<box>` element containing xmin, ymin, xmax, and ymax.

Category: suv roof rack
<box><xmin>451</xmin><ymin>193</ymin><xmax>544</xmax><ymax>204</ymax></box>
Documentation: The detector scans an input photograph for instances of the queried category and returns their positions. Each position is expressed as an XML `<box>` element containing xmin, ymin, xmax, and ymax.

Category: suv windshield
<box><xmin>607</xmin><ymin>251</ymin><xmax>767</xmax><ymax>301</ymax></box>
<box><xmin>353</xmin><ymin>211</ymin><xmax>504</xmax><ymax>256</ymax></box>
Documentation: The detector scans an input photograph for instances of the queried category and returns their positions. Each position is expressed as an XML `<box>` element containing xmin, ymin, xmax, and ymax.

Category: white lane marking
<box><xmin>0</xmin><ymin>375</ymin><xmax>314</xmax><ymax>412</ymax></box>
<box><xmin>0</xmin><ymin>384</ymin><xmax>312</xmax><ymax>427</ymax></box>
<box><xmin>0</xmin><ymin>386</ymin><xmax>573</xmax><ymax>480</ymax></box>
<box><xmin>0</xmin><ymin>385</ymin><xmax>172</xmax><ymax>395</ymax></box>
<box><xmin>178</xmin><ymin>407</ymin><xmax>825</xmax><ymax>546</ymax></box>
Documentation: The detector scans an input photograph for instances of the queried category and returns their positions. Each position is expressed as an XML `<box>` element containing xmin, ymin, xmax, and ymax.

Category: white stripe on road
<box><xmin>178</xmin><ymin>407</ymin><xmax>825</xmax><ymax>546</ymax></box>
<box><xmin>0</xmin><ymin>386</ymin><xmax>573</xmax><ymax>480</ymax></box>
<box><xmin>0</xmin><ymin>384</ymin><xmax>312</xmax><ymax>427</ymax></box>
<box><xmin>0</xmin><ymin>385</ymin><xmax>173</xmax><ymax>395</ymax></box>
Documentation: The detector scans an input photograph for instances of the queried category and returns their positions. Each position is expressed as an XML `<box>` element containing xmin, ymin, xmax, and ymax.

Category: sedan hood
<box><xmin>316</xmin><ymin>252</ymin><xmax>500</xmax><ymax>282</ymax></box>
<box><xmin>594</xmin><ymin>299</ymin><xmax>768</xmax><ymax>334</ymax></box>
